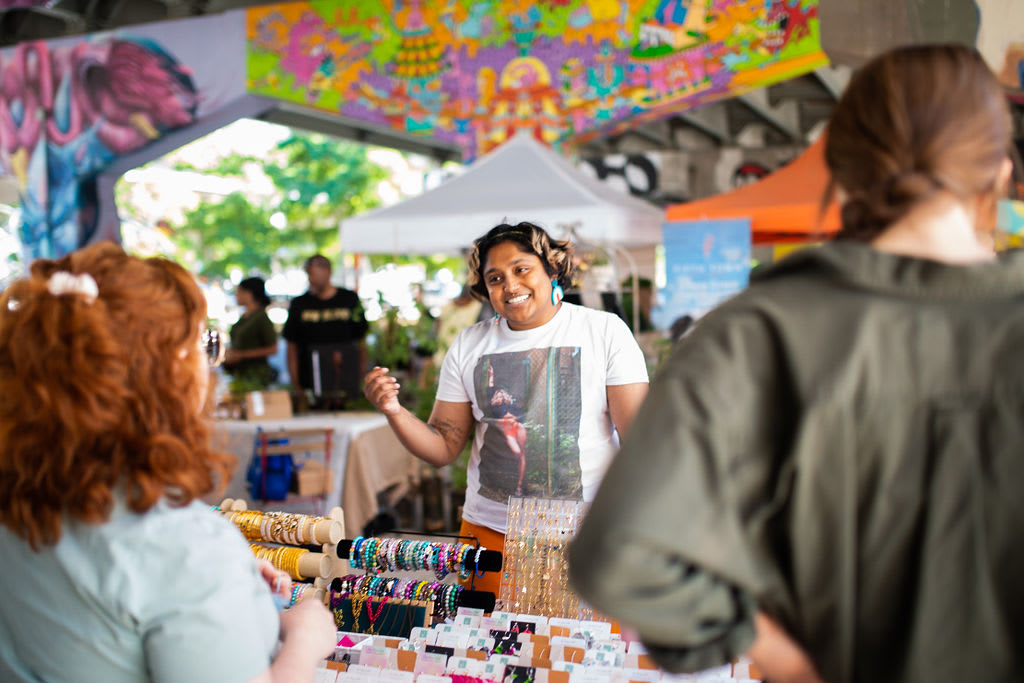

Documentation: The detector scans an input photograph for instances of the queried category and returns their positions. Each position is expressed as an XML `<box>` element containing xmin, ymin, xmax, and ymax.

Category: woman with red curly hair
<box><xmin>0</xmin><ymin>243</ymin><xmax>335</xmax><ymax>682</ymax></box>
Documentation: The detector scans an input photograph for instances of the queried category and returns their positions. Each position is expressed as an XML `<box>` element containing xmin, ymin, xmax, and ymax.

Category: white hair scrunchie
<box><xmin>47</xmin><ymin>271</ymin><xmax>99</xmax><ymax>303</ymax></box>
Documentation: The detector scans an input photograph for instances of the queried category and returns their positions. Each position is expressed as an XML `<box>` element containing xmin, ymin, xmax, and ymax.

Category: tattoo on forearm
<box><xmin>429</xmin><ymin>418</ymin><xmax>467</xmax><ymax>449</ymax></box>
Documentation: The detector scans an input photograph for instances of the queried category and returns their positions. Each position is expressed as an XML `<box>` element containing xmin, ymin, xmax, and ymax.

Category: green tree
<box><xmin>265</xmin><ymin>135</ymin><xmax>386</xmax><ymax>260</ymax></box>
<box><xmin>169</xmin><ymin>133</ymin><xmax>387</xmax><ymax>280</ymax></box>
<box><xmin>173</xmin><ymin>192</ymin><xmax>280</xmax><ymax>278</ymax></box>
<box><xmin>366</xmin><ymin>252</ymin><xmax>465</xmax><ymax>280</ymax></box>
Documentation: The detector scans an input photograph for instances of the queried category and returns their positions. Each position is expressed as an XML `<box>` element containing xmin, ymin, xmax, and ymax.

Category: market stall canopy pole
<box><xmin>340</xmin><ymin>133</ymin><xmax>663</xmax><ymax>256</ymax></box>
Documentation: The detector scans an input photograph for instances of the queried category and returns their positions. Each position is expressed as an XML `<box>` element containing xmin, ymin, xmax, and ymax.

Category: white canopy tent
<box><xmin>341</xmin><ymin>132</ymin><xmax>664</xmax><ymax>256</ymax></box>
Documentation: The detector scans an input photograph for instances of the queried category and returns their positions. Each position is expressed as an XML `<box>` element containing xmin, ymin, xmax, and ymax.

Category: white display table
<box><xmin>210</xmin><ymin>411</ymin><xmax>418</xmax><ymax>537</ymax></box>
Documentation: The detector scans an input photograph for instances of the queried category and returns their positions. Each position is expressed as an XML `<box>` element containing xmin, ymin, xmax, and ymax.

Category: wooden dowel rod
<box><xmin>312</xmin><ymin>519</ymin><xmax>342</xmax><ymax>545</ymax></box>
<box><xmin>297</xmin><ymin>551</ymin><xmax>329</xmax><ymax>579</ymax></box>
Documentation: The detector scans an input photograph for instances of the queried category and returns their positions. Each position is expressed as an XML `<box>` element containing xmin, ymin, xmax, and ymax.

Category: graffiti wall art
<box><xmin>246</xmin><ymin>0</ymin><xmax>827</xmax><ymax>160</ymax></box>
<box><xmin>0</xmin><ymin>38</ymin><xmax>198</xmax><ymax>258</ymax></box>
<box><xmin>579</xmin><ymin>143</ymin><xmax>797</xmax><ymax>207</ymax></box>
<box><xmin>0</xmin><ymin>12</ymin><xmax>247</xmax><ymax>259</ymax></box>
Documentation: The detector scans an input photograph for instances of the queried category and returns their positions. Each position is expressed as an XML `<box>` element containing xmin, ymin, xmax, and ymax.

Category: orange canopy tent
<box><xmin>665</xmin><ymin>136</ymin><xmax>840</xmax><ymax>245</ymax></box>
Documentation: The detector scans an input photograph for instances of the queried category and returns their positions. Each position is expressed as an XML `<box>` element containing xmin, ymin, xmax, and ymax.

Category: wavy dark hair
<box><xmin>467</xmin><ymin>222</ymin><xmax>576</xmax><ymax>302</ymax></box>
<box><xmin>0</xmin><ymin>242</ymin><xmax>235</xmax><ymax>549</ymax></box>
<box><xmin>823</xmin><ymin>44</ymin><xmax>1012</xmax><ymax>242</ymax></box>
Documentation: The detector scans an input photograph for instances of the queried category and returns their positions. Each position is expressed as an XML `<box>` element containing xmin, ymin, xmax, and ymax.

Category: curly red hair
<box><xmin>0</xmin><ymin>242</ymin><xmax>235</xmax><ymax>549</ymax></box>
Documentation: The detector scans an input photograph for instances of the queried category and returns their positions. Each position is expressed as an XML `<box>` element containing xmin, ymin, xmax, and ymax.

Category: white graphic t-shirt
<box><xmin>436</xmin><ymin>302</ymin><xmax>649</xmax><ymax>533</ymax></box>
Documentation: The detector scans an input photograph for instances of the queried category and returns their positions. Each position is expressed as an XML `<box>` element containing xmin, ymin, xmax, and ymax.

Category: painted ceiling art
<box><xmin>246</xmin><ymin>0</ymin><xmax>827</xmax><ymax>160</ymax></box>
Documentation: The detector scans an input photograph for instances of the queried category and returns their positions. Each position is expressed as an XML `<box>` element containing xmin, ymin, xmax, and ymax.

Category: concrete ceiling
<box><xmin>2</xmin><ymin>0</ymin><xmax>1021</xmax><ymax>162</ymax></box>
<box><xmin>576</xmin><ymin>66</ymin><xmax>850</xmax><ymax>156</ymax></box>
<box><xmin>0</xmin><ymin>1</ymin><xmax>276</xmax><ymax>45</ymax></box>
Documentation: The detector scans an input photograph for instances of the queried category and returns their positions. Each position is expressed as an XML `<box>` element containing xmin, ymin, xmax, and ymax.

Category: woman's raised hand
<box><xmin>364</xmin><ymin>366</ymin><xmax>402</xmax><ymax>416</ymax></box>
<box><xmin>278</xmin><ymin>597</ymin><xmax>337</xmax><ymax>661</ymax></box>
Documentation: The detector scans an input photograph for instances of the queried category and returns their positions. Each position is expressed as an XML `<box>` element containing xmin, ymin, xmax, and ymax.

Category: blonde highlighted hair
<box><xmin>467</xmin><ymin>222</ymin><xmax>576</xmax><ymax>301</ymax></box>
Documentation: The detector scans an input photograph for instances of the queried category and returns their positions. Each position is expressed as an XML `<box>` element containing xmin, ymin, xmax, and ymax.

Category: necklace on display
<box><xmin>350</xmin><ymin>595</ymin><xmax>365</xmax><ymax>631</ymax></box>
<box><xmin>366</xmin><ymin>596</ymin><xmax>388</xmax><ymax>634</ymax></box>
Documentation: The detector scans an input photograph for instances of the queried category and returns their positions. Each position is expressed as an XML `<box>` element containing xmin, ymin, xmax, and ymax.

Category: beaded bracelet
<box><xmin>349</xmin><ymin>537</ymin><xmax>366</xmax><ymax>570</ymax></box>
<box><xmin>385</xmin><ymin>538</ymin><xmax>398</xmax><ymax>572</ymax></box>
<box><xmin>363</xmin><ymin>537</ymin><xmax>379</xmax><ymax>573</ymax></box>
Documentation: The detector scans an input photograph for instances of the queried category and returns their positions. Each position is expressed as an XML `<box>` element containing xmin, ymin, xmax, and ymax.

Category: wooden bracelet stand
<box><xmin>218</xmin><ymin>498</ymin><xmax>350</xmax><ymax>603</ymax></box>
<box><xmin>219</xmin><ymin>498</ymin><xmax>343</xmax><ymax>544</ymax></box>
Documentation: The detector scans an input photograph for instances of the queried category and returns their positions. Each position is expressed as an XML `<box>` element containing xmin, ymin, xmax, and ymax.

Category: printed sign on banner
<box><xmin>654</xmin><ymin>218</ymin><xmax>751</xmax><ymax>327</ymax></box>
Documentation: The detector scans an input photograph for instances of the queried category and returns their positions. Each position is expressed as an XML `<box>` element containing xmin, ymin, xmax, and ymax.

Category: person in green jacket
<box><xmin>224</xmin><ymin>276</ymin><xmax>279</xmax><ymax>388</ymax></box>
<box><xmin>570</xmin><ymin>44</ymin><xmax>1024</xmax><ymax>683</ymax></box>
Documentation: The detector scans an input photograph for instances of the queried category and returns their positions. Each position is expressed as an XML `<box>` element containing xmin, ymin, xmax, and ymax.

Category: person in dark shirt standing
<box><xmin>283</xmin><ymin>254</ymin><xmax>369</xmax><ymax>409</ymax></box>
<box><xmin>223</xmin><ymin>276</ymin><xmax>278</xmax><ymax>389</ymax></box>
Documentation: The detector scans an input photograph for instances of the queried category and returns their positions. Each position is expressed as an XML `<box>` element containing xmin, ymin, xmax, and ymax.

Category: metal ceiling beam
<box><xmin>0</xmin><ymin>7</ymin><xmax>85</xmax><ymax>45</ymax></box>
<box><xmin>768</xmin><ymin>75</ymin><xmax>830</xmax><ymax>103</ymax></box>
<box><xmin>735</xmin><ymin>90</ymin><xmax>802</xmax><ymax>142</ymax></box>
<box><xmin>671</xmin><ymin>104</ymin><xmax>732</xmax><ymax>145</ymax></box>
<box><xmin>811</xmin><ymin>65</ymin><xmax>852</xmax><ymax>100</ymax></box>
<box><xmin>196</xmin><ymin>0</ymin><xmax>282</xmax><ymax>10</ymax></box>
<box><xmin>1</xmin><ymin>0</ymin><xmax>277</xmax><ymax>42</ymax></box>
<box><xmin>622</xmin><ymin>122</ymin><xmax>674</xmax><ymax>149</ymax></box>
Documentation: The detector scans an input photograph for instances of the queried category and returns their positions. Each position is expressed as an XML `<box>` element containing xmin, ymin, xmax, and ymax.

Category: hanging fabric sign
<box><xmin>654</xmin><ymin>218</ymin><xmax>751</xmax><ymax>328</ymax></box>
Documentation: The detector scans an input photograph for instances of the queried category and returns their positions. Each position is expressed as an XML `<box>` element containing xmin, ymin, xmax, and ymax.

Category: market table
<box><xmin>208</xmin><ymin>411</ymin><xmax>419</xmax><ymax>538</ymax></box>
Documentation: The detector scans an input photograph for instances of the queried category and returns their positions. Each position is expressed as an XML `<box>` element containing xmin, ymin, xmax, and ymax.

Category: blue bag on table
<box><xmin>246</xmin><ymin>430</ymin><xmax>294</xmax><ymax>500</ymax></box>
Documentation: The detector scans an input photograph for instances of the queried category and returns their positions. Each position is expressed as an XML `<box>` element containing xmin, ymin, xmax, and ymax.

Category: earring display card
<box><xmin>503</xmin><ymin>665</ymin><xmax>538</xmax><ymax>683</ymax></box>
<box><xmin>314</xmin><ymin>670</ymin><xmax>340</xmax><ymax>683</ymax></box>
<box><xmin>412</xmin><ymin>651</ymin><xmax>448</xmax><ymax>676</ymax></box>
<box><xmin>498</xmin><ymin>497</ymin><xmax>594</xmax><ymax>619</ymax></box>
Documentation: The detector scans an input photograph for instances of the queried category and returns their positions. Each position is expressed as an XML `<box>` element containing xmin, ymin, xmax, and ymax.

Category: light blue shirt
<box><xmin>0</xmin><ymin>499</ymin><xmax>278</xmax><ymax>682</ymax></box>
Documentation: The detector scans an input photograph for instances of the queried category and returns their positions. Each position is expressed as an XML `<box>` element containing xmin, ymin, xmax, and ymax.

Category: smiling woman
<box><xmin>364</xmin><ymin>221</ymin><xmax>650</xmax><ymax>595</ymax></box>
<box><xmin>477</xmin><ymin>240</ymin><xmax>561</xmax><ymax>329</ymax></box>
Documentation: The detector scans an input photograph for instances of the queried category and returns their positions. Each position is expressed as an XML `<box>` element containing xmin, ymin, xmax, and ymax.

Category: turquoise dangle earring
<box><xmin>551</xmin><ymin>278</ymin><xmax>564</xmax><ymax>306</ymax></box>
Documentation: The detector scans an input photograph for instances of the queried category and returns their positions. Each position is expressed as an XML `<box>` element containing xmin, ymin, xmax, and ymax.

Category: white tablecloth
<box><xmin>209</xmin><ymin>412</ymin><xmax>418</xmax><ymax>536</ymax></box>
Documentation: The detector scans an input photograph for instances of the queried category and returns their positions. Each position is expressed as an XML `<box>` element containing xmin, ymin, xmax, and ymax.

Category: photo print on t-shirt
<box><xmin>472</xmin><ymin>347</ymin><xmax>582</xmax><ymax>502</ymax></box>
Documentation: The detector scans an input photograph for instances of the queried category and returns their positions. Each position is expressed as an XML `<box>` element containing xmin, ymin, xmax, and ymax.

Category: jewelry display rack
<box><xmin>335</xmin><ymin>530</ymin><xmax>504</xmax><ymax>616</ymax></box>
<box><xmin>498</xmin><ymin>496</ymin><xmax>593</xmax><ymax>619</ymax></box>
<box><xmin>217</xmin><ymin>497</ymin><xmax>350</xmax><ymax>602</ymax></box>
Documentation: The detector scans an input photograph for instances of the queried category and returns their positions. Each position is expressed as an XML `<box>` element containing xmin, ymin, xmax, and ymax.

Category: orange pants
<box><xmin>457</xmin><ymin>519</ymin><xmax>505</xmax><ymax>599</ymax></box>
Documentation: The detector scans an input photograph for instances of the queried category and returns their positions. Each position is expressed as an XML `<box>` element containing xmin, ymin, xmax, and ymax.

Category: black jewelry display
<box><xmin>330</xmin><ymin>591</ymin><xmax>430</xmax><ymax>637</ymax></box>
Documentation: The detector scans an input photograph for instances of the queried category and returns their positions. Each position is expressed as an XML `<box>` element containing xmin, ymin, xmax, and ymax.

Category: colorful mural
<box><xmin>0</xmin><ymin>13</ymin><xmax>247</xmax><ymax>260</ymax></box>
<box><xmin>246</xmin><ymin>0</ymin><xmax>827</xmax><ymax>160</ymax></box>
<box><xmin>0</xmin><ymin>39</ymin><xmax>198</xmax><ymax>258</ymax></box>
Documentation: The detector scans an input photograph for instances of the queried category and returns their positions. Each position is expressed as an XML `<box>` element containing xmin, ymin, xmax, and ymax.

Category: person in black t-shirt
<box><xmin>282</xmin><ymin>254</ymin><xmax>369</xmax><ymax>408</ymax></box>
